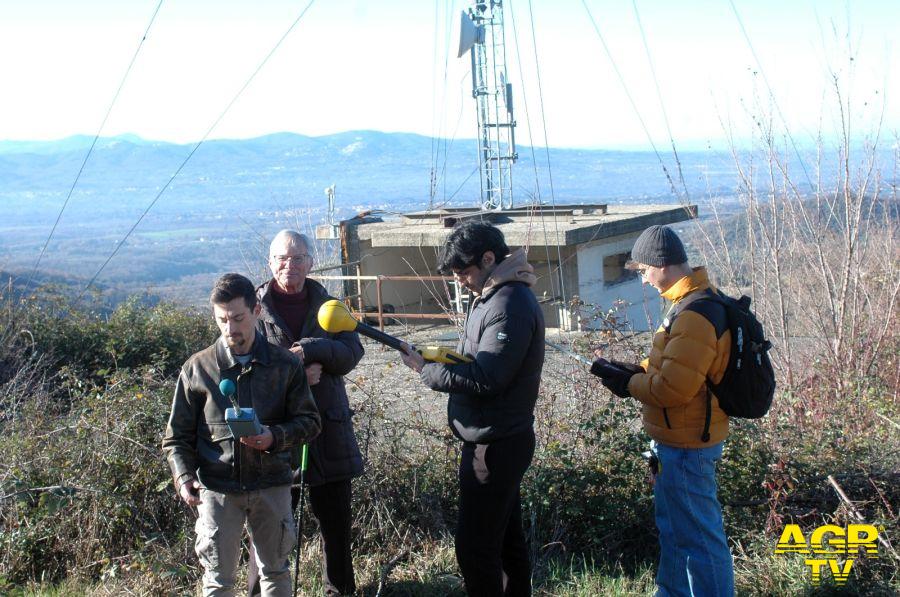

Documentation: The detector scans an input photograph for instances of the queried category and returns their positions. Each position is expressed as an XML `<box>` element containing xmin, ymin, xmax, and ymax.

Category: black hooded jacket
<box><xmin>420</xmin><ymin>250</ymin><xmax>545</xmax><ymax>443</ymax></box>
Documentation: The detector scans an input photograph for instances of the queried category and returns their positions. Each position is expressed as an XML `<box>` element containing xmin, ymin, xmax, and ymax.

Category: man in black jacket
<box><xmin>250</xmin><ymin>230</ymin><xmax>364</xmax><ymax>597</ymax></box>
<box><xmin>163</xmin><ymin>273</ymin><xmax>321</xmax><ymax>596</ymax></box>
<box><xmin>400</xmin><ymin>222</ymin><xmax>545</xmax><ymax>596</ymax></box>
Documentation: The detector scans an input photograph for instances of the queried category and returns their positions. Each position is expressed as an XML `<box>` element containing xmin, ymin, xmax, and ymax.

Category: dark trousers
<box><xmin>308</xmin><ymin>479</ymin><xmax>355</xmax><ymax>596</ymax></box>
<box><xmin>248</xmin><ymin>478</ymin><xmax>355</xmax><ymax>596</ymax></box>
<box><xmin>456</xmin><ymin>429</ymin><xmax>535</xmax><ymax>597</ymax></box>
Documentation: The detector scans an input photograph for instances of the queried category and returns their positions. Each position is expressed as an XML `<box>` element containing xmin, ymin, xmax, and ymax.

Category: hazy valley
<box><xmin>0</xmin><ymin>130</ymin><xmax>882</xmax><ymax>304</ymax></box>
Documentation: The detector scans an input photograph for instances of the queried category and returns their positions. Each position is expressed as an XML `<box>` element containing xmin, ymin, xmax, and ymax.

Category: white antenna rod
<box><xmin>325</xmin><ymin>184</ymin><xmax>336</xmax><ymax>225</ymax></box>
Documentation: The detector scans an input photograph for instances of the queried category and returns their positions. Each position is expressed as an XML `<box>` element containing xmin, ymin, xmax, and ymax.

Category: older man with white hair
<box><xmin>249</xmin><ymin>230</ymin><xmax>364</xmax><ymax>597</ymax></box>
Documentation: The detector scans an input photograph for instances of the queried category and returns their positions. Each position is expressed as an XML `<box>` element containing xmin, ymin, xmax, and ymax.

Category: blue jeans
<box><xmin>651</xmin><ymin>441</ymin><xmax>734</xmax><ymax>597</ymax></box>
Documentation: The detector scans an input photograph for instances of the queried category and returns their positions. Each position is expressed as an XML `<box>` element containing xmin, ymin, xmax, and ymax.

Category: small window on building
<box><xmin>603</xmin><ymin>252</ymin><xmax>638</xmax><ymax>287</ymax></box>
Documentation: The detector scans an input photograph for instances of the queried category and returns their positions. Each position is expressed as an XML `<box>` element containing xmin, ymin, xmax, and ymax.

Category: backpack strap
<box><xmin>664</xmin><ymin>289</ymin><xmax>728</xmax><ymax>335</ymax></box>
<box><xmin>701</xmin><ymin>387</ymin><xmax>712</xmax><ymax>443</ymax></box>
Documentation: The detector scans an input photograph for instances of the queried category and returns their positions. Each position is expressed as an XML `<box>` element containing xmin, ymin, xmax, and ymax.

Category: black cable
<box><xmin>438</xmin><ymin>2</ymin><xmax>458</xmax><ymax>206</ymax></box>
<box><xmin>728</xmin><ymin>0</ymin><xmax>815</xmax><ymax>193</ymax></box>
<box><xmin>580</xmin><ymin>0</ymin><xmax>682</xmax><ymax>201</ymax></box>
<box><xmin>429</xmin><ymin>0</ymin><xmax>441</xmax><ymax>208</ymax></box>
<box><xmin>526</xmin><ymin>0</ymin><xmax>569</xmax><ymax>310</ymax></box>
<box><xmin>77</xmin><ymin>0</ymin><xmax>317</xmax><ymax>301</ymax></box>
<box><xmin>22</xmin><ymin>0</ymin><xmax>165</xmax><ymax>298</ymax></box>
<box><xmin>506</xmin><ymin>0</ymin><xmax>557</xmax><ymax>298</ymax></box>
<box><xmin>632</xmin><ymin>0</ymin><xmax>691</xmax><ymax>203</ymax></box>
<box><xmin>437</xmin><ymin>165</ymin><xmax>480</xmax><ymax>207</ymax></box>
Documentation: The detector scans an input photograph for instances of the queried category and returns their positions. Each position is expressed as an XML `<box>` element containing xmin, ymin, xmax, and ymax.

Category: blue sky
<box><xmin>0</xmin><ymin>0</ymin><xmax>896</xmax><ymax>149</ymax></box>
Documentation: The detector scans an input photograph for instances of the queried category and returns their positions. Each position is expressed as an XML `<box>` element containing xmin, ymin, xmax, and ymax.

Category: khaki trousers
<box><xmin>195</xmin><ymin>485</ymin><xmax>296</xmax><ymax>597</ymax></box>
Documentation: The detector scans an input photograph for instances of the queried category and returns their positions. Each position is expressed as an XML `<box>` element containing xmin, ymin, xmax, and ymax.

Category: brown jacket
<box><xmin>627</xmin><ymin>268</ymin><xmax>731</xmax><ymax>447</ymax></box>
<box><xmin>162</xmin><ymin>332</ymin><xmax>321</xmax><ymax>493</ymax></box>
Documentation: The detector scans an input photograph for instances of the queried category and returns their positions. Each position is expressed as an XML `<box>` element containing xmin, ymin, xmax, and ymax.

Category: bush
<box><xmin>0</xmin><ymin>366</ymin><xmax>194</xmax><ymax>591</ymax></box>
<box><xmin>20</xmin><ymin>292</ymin><xmax>216</xmax><ymax>379</ymax></box>
<box><xmin>0</xmin><ymin>267</ymin><xmax>897</xmax><ymax>594</ymax></box>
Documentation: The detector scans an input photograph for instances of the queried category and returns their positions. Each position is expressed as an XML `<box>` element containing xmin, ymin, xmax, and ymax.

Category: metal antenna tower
<box><xmin>458</xmin><ymin>1</ymin><xmax>518</xmax><ymax>211</ymax></box>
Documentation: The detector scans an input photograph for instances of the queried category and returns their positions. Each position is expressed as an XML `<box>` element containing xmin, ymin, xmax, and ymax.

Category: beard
<box><xmin>226</xmin><ymin>334</ymin><xmax>247</xmax><ymax>351</ymax></box>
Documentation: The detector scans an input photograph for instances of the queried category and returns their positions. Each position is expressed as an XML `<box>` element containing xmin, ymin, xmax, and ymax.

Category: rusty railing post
<box><xmin>376</xmin><ymin>276</ymin><xmax>384</xmax><ymax>332</ymax></box>
<box><xmin>356</xmin><ymin>264</ymin><xmax>364</xmax><ymax>314</ymax></box>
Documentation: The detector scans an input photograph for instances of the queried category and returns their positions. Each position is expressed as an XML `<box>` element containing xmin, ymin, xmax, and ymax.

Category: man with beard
<box><xmin>163</xmin><ymin>272</ymin><xmax>321</xmax><ymax>596</ymax></box>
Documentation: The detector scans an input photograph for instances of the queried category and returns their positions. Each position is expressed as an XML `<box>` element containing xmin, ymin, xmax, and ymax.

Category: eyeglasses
<box><xmin>272</xmin><ymin>254</ymin><xmax>310</xmax><ymax>264</ymax></box>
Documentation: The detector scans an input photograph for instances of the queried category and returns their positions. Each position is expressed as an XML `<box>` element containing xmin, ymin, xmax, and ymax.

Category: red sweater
<box><xmin>270</xmin><ymin>285</ymin><xmax>309</xmax><ymax>341</ymax></box>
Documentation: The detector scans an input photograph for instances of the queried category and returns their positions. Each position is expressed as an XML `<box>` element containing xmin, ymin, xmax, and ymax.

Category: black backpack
<box><xmin>665</xmin><ymin>289</ymin><xmax>776</xmax><ymax>442</ymax></box>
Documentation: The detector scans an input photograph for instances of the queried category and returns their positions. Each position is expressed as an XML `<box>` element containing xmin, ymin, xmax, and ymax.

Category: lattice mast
<box><xmin>459</xmin><ymin>1</ymin><xmax>518</xmax><ymax>210</ymax></box>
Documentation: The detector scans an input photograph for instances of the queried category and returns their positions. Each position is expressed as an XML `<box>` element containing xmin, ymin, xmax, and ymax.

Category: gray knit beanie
<box><xmin>628</xmin><ymin>225</ymin><xmax>687</xmax><ymax>267</ymax></box>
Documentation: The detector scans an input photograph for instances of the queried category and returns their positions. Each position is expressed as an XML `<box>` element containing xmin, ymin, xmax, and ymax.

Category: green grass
<box><xmin>537</xmin><ymin>556</ymin><xmax>656</xmax><ymax>596</ymax></box>
<box><xmin>7</xmin><ymin>534</ymin><xmax>899</xmax><ymax>596</ymax></box>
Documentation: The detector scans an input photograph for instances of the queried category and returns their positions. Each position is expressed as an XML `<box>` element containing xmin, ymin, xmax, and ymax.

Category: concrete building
<box><xmin>317</xmin><ymin>203</ymin><xmax>696</xmax><ymax>331</ymax></box>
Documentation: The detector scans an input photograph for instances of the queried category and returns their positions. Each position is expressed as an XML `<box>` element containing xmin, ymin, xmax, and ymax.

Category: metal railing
<box><xmin>311</xmin><ymin>272</ymin><xmax>464</xmax><ymax>332</ymax></box>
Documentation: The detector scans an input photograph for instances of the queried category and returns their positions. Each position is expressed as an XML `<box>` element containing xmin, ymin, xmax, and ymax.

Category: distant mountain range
<box><xmin>0</xmin><ymin>130</ymin><xmax>893</xmax><ymax>304</ymax></box>
<box><xmin>0</xmin><ymin>130</ymin><xmax>749</xmax><ymax>207</ymax></box>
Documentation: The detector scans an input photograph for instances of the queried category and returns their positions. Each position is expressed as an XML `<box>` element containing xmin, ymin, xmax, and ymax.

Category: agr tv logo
<box><xmin>774</xmin><ymin>524</ymin><xmax>879</xmax><ymax>585</ymax></box>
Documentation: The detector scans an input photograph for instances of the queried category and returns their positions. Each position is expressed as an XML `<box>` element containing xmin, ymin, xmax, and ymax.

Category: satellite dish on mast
<box><xmin>457</xmin><ymin>10</ymin><xmax>483</xmax><ymax>58</ymax></box>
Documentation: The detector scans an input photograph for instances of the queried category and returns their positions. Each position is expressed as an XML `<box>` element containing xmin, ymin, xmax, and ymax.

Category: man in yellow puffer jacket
<box><xmin>591</xmin><ymin>225</ymin><xmax>734</xmax><ymax>596</ymax></box>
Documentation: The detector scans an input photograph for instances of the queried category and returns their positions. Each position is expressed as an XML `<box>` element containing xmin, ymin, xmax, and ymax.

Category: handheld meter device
<box><xmin>219</xmin><ymin>378</ymin><xmax>262</xmax><ymax>438</ymax></box>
